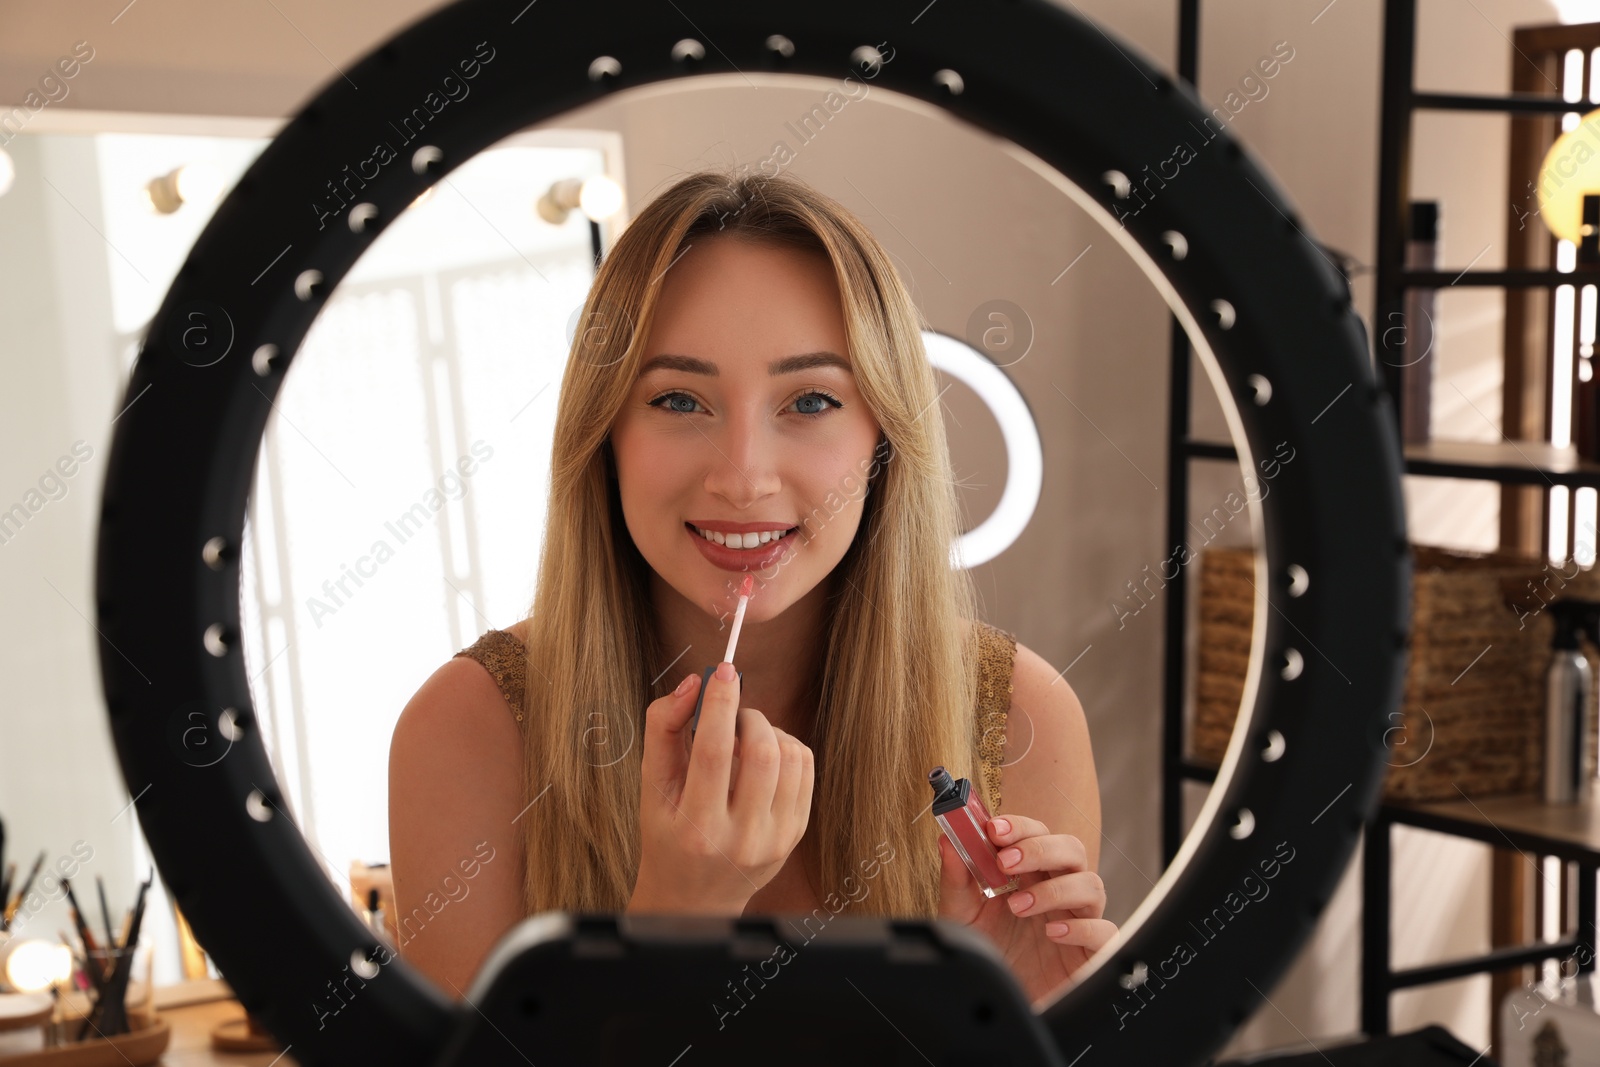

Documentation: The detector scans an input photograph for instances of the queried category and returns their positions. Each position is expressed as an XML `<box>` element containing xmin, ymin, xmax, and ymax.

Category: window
<box><xmin>89</xmin><ymin>124</ymin><xmax>619</xmax><ymax>971</ymax></box>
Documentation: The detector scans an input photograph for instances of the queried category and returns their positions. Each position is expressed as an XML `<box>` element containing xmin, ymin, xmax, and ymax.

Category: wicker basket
<box><xmin>1192</xmin><ymin>543</ymin><xmax>1600</xmax><ymax>802</ymax></box>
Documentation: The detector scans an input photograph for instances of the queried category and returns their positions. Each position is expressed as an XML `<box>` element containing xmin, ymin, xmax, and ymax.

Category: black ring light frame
<box><xmin>93</xmin><ymin>1</ymin><xmax>1409</xmax><ymax>1064</ymax></box>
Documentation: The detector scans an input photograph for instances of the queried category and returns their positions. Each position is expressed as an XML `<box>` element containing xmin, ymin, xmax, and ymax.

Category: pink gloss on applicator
<box><xmin>690</xmin><ymin>573</ymin><xmax>754</xmax><ymax>739</ymax></box>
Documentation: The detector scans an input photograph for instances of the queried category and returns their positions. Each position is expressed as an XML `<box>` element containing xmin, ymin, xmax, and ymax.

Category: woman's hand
<box><xmin>936</xmin><ymin>812</ymin><xmax>1117</xmax><ymax>1007</ymax></box>
<box><xmin>632</xmin><ymin>664</ymin><xmax>814</xmax><ymax>916</ymax></box>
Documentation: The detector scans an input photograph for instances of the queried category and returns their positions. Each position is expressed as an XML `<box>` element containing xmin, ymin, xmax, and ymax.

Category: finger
<box><xmin>1043</xmin><ymin>917</ymin><xmax>1119</xmax><ymax>952</ymax></box>
<box><xmin>1005</xmin><ymin>870</ymin><xmax>1106</xmax><ymax>918</ymax></box>
<box><xmin>793</xmin><ymin>741</ymin><xmax>815</xmax><ymax>827</ymax></box>
<box><xmin>642</xmin><ymin>673</ymin><xmax>702</xmax><ymax>786</ymax></box>
<box><xmin>728</xmin><ymin>707</ymin><xmax>782</xmax><ymax>816</ymax></box>
<box><xmin>770</xmin><ymin>730</ymin><xmax>803</xmax><ymax>819</ymax></box>
<box><xmin>985</xmin><ymin>812</ymin><xmax>1054</xmax><ymax>846</ymax></box>
<box><xmin>683</xmin><ymin>663</ymin><xmax>741</xmax><ymax>813</ymax></box>
<box><xmin>994</xmin><ymin>834</ymin><xmax>1089</xmax><ymax>879</ymax></box>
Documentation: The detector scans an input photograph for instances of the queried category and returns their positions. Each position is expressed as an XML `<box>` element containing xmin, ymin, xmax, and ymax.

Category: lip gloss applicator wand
<box><xmin>690</xmin><ymin>573</ymin><xmax>753</xmax><ymax>739</ymax></box>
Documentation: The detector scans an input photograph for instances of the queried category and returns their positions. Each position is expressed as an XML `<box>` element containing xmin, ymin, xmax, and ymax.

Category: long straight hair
<box><xmin>517</xmin><ymin>170</ymin><xmax>982</xmax><ymax>919</ymax></box>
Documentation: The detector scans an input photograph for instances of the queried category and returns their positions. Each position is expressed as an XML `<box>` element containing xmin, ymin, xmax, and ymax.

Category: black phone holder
<box><xmin>432</xmin><ymin>913</ymin><xmax>1063</xmax><ymax>1066</ymax></box>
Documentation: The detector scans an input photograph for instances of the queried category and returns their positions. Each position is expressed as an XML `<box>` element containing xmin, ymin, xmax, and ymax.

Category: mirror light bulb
<box><xmin>578</xmin><ymin>175</ymin><xmax>622</xmax><ymax>221</ymax></box>
<box><xmin>174</xmin><ymin>161</ymin><xmax>225</xmax><ymax>206</ymax></box>
<box><xmin>0</xmin><ymin>937</ymin><xmax>72</xmax><ymax>993</ymax></box>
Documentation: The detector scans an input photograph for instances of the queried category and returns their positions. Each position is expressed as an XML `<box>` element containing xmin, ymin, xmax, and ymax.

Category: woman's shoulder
<box><xmin>452</xmin><ymin>621</ymin><xmax>533</xmax><ymax>722</ymax></box>
<box><xmin>391</xmin><ymin>646</ymin><xmax>526</xmax><ymax>791</ymax></box>
<box><xmin>979</xmin><ymin>631</ymin><xmax>1100</xmax><ymax>870</ymax></box>
<box><xmin>963</xmin><ymin>619</ymin><xmax>1089</xmax><ymax>733</ymax></box>
<box><xmin>388</xmin><ymin>645</ymin><xmax>528</xmax><ymax>989</ymax></box>
<box><xmin>998</xmin><ymin>630</ymin><xmax>1086</xmax><ymax>713</ymax></box>
<box><xmin>393</xmin><ymin>624</ymin><xmax>535</xmax><ymax>764</ymax></box>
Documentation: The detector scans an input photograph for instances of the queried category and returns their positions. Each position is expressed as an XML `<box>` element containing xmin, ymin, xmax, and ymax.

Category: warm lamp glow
<box><xmin>535</xmin><ymin>175</ymin><xmax>623</xmax><ymax>224</ymax></box>
<box><xmin>0</xmin><ymin>936</ymin><xmax>72</xmax><ymax>993</ymax></box>
<box><xmin>1537</xmin><ymin>110</ymin><xmax>1600</xmax><ymax>243</ymax></box>
<box><xmin>174</xmin><ymin>160</ymin><xmax>225</xmax><ymax>206</ymax></box>
<box><xmin>144</xmin><ymin>161</ymin><xmax>226</xmax><ymax>214</ymax></box>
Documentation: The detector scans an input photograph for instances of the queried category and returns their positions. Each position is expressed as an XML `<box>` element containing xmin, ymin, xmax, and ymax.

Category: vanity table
<box><xmin>154</xmin><ymin>1002</ymin><xmax>298</xmax><ymax>1067</ymax></box>
<box><xmin>143</xmin><ymin>982</ymin><xmax>296</xmax><ymax>1067</ymax></box>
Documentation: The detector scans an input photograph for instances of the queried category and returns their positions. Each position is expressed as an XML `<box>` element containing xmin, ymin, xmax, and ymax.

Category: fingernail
<box><xmin>1008</xmin><ymin>891</ymin><xmax>1033</xmax><ymax>914</ymax></box>
<box><xmin>1046</xmin><ymin>921</ymin><xmax>1069</xmax><ymax>937</ymax></box>
<box><xmin>715</xmin><ymin>661</ymin><xmax>736</xmax><ymax>682</ymax></box>
<box><xmin>999</xmin><ymin>847</ymin><xmax>1022</xmax><ymax>869</ymax></box>
<box><xmin>991</xmin><ymin>818</ymin><xmax>1011</xmax><ymax>837</ymax></box>
<box><xmin>675</xmin><ymin>673</ymin><xmax>696</xmax><ymax>696</ymax></box>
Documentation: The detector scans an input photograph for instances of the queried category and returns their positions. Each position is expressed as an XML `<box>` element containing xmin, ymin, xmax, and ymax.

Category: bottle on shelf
<box><xmin>1543</xmin><ymin>598</ymin><xmax>1597</xmax><ymax>805</ymax></box>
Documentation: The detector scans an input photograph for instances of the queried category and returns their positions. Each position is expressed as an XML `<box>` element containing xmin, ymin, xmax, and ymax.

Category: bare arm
<box><xmin>1006</xmin><ymin>640</ymin><xmax>1101</xmax><ymax>873</ymax></box>
<box><xmin>388</xmin><ymin>656</ymin><xmax>528</xmax><ymax>999</ymax></box>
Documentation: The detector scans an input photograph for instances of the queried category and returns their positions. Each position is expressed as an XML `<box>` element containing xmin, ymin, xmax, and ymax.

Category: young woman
<box><xmin>389</xmin><ymin>170</ymin><xmax>1113</xmax><ymax>1009</ymax></box>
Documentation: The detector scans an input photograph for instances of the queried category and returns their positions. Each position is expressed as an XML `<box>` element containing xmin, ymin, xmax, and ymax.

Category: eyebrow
<box><xmin>638</xmin><ymin>351</ymin><xmax>853</xmax><ymax>377</ymax></box>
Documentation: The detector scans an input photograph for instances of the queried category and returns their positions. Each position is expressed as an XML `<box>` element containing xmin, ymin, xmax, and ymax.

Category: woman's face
<box><xmin>609</xmin><ymin>234</ymin><xmax>883</xmax><ymax>624</ymax></box>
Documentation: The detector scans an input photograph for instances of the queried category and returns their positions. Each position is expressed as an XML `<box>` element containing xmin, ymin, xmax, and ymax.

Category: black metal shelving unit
<box><xmin>1361</xmin><ymin>799</ymin><xmax>1599</xmax><ymax>1036</ymax></box>
<box><xmin>1156</xmin><ymin>0</ymin><xmax>1600</xmax><ymax>1040</ymax></box>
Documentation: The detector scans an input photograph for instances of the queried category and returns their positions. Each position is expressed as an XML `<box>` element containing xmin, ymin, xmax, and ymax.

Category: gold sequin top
<box><xmin>453</xmin><ymin>620</ymin><xmax>1018</xmax><ymax>813</ymax></box>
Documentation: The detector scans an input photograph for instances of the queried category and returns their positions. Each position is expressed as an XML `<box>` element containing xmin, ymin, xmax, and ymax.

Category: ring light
<box><xmin>94</xmin><ymin>1</ymin><xmax>1409</xmax><ymax>1064</ymax></box>
<box><xmin>923</xmin><ymin>330</ymin><xmax>1045</xmax><ymax>569</ymax></box>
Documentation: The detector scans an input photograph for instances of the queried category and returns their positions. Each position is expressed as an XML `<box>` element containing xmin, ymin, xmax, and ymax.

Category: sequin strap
<box><xmin>453</xmin><ymin>629</ymin><xmax>528</xmax><ymax>725</ymax></box>
<box><xmin>973</xmin><ymin>621</ymin><xmax>1017</xmax><ymax>817</ymax></box>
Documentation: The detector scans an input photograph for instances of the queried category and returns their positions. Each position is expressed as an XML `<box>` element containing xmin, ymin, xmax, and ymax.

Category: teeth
<box><xmin>695</xmin><ymin>525</ymin><xmax>791</xmax><ymax>549</ymax></box>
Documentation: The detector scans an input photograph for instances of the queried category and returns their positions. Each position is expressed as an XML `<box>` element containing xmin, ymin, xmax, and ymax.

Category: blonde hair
<box><xmin>517</xmin><ymin>169</ymin><xmax>983</xmax><ymax>920</ymax></box>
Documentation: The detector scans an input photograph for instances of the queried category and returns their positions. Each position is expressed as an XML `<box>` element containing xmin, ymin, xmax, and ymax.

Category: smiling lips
<box><xmin>684</xmin><ymin>521</ymin><xmax>796</xmax><ymax>572</ymax></box>
<box><xmin>686</xmin><ymin>521</ymin><xmax>798</xmax><ymax>550</ymax></box>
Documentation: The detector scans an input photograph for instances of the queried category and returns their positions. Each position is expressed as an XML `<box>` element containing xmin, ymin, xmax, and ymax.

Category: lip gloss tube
<box><xmin>928</xmin><ymin>766</ymin><xmax>1019</xmax><ymax>897</ymax></box>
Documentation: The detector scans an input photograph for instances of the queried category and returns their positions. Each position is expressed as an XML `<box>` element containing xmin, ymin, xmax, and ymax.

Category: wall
<box><xmin>0</xmin><ymin>127</ymin><xmax>140</xmax><ymax>976</ymax></box>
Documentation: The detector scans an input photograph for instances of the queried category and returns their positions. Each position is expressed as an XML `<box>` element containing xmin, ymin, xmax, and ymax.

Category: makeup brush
<box><xmin>61</xmin><ymin>877</ymin><xmax>106</xmax><ymax>988</ymax></box>
<box><xmin>0</xmin><ymin>862</ymin><xmax>14</xmax><ymax>928</ymax></box>
<box><xmin>57</xmin><ymin>931</ymin><xmax>90</xmax><ymax>995</ymax></box>
<box><xmin>6</xmin><ymin>849</ymin><xmax>45</xmax><ymax>925</ymax></box>
<box><xmin>96</xmin><ymin>871</ymin><xmax>152</xmax><ymax>1037</ymax></box>
<box><xmin>690</xmin><ymin>573</ymin><xmax>754</xmax><ymax>740</ymax></box>
<box><xmin>96</xmin><ymin>875</ymin><xmax>115</xmax><ymax>950</ymax></box>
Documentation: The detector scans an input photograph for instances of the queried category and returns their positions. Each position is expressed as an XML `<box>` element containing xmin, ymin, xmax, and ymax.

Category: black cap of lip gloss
<box><xmin>928</xmin><ymin>766</ymin><xmax>972</xmax><ymax>815</ymax></box>
<box><xmin>689</xmin><ymin>664</ymin><xmax>744</xmax><ymax>739</ymax></box>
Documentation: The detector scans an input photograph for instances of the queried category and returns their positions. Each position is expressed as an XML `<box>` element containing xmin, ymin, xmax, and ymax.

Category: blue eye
<box><xmin>792</xmin><ymin>391</ymin><xmax>843</xmax><ymax>417</ymax></box>
<box><xmin>647</xmin><ymin>390</ymin><xmax>843</xmax><ymax>418</ymax></box>
<box><xmin>647</xmin><ymin>392</ymin><xmax>703</xmax><ymax>414</ymax></box>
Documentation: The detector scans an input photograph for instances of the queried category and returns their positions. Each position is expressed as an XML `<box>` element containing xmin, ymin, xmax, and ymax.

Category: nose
<box><xmin>701</xmin><ymin>410</ymin><xmax>781</xmax><ymax>509</ymax></box>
